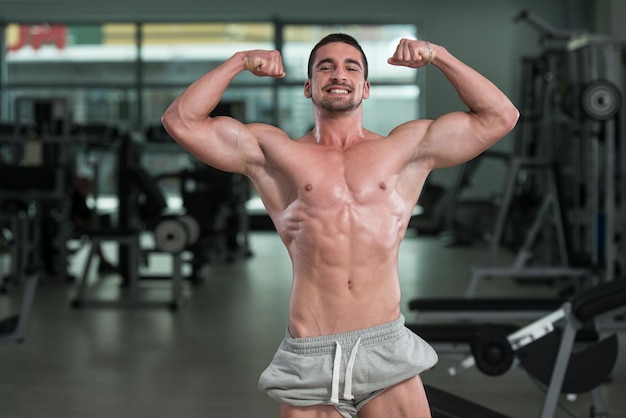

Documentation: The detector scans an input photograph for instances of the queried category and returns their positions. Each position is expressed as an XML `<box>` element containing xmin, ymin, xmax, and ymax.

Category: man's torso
<box><xmin>250</xmin><ymin>132</ymin><xmax>430</xmax><ymax>337</ymax></box>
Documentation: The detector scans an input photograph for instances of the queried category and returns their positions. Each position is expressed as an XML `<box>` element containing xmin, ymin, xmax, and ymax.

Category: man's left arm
<box><xmin>388</xmin><ymin>39</ymin><xmax>519</xmax><ymax>169</ymax></box>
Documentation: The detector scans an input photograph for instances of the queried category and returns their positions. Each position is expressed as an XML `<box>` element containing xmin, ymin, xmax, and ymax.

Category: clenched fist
<box><xmin>243</xmin><ymin>50</ymin><xmax>285</xmax><ymax>78</ymax></box>
<box><xmin>388</xmin><ymin>39</ymin><xmax>434</xmax><ymax>69</ymax></box>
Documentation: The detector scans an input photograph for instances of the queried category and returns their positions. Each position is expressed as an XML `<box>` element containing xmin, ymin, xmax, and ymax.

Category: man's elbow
<box><xmin>478</xmin><ymin>104</ymin><xmax>519</xmax><ymax>147</ymax></box>
<box><xmin>504</xmin><ymin>104</ymin><xmax>520</xmax><ymax>134</ymax></box>
<box><xmin>161</xmin><ymin>106</ymin><xmax>177</xmax><ymax>133</ymax></box>
<box><xmin>161</xmin><ymin>105</ymin><xmax>186</xmax><ymax>142</ymax></box>
<box><xmin>491</xmin><ymin>103</ymin><xmax>519</xmax><ymax>141</ymax></box>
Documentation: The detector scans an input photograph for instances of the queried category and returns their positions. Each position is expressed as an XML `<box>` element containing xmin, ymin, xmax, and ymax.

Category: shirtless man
<box><xmin>162</xmin><ymin>33</ymin><xmax>519</xmax><ymax>418</ymax></box>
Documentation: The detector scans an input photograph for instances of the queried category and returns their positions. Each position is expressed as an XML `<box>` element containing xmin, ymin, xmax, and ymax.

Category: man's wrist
<box><xmin>426</xmin><ymin>41</ymin><xmax>433</xmax><ymax>65</ymax></box>
<box><xmin>426</xmin><ymin>44</ymin><xmax>447</xmax><ymax>68</ymax></box>
<box><xmin>232</xmin><ymin>51</ymin><xmax>248</xmax><ymax>72</ymax></box>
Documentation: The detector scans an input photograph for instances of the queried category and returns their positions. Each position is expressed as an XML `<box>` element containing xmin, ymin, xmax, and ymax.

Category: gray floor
<box><xmin>1</xmin><ymin>231</ymin><xmax>625</xmax><ymax>418</ymax></box>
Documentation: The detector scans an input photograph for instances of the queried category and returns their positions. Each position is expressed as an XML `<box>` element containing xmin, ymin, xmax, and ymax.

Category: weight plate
<box><xmin>154</xmin><ymin>219</ymin><xmax>187</xmax><ymax>253</ymax></box>
<box><xmin>178</xmin><ymin>215</ymin><xmax>201</xmax><ymax>245</ymax></box>
<box><xmin>471</xmin><ymin>326</ymin><xmax>515</xmax><ymax>376</ymax></box>
<box><xmin>582</xmin><ymin>80</ymin><xmax>621</xmax><ymax>121</ymax></box>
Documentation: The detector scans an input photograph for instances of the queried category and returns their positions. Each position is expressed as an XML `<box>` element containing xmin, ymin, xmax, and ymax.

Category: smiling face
<box><xmin>304</xmin><ymin>42</ymin><xmax>371</xmax><ymax>113</ymax></box>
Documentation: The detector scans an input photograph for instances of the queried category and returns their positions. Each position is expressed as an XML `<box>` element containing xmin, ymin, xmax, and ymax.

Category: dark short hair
<box><xmin>307</xmin><ymin>33</ymin><xmax>369</xmax><ymax>80</ymax></box>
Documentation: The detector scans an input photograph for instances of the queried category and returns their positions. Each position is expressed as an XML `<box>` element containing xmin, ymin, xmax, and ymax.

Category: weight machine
<box><xmin>466</xmin><ymin>10</ymin><xmax>625</xmax><ymax>295</ymax></box>
<box><xmin>0</xmin><ymin>97</ymin><xmax>76</xmax><ymax>343</ymax></box>
<box><xmin>411</xmin><ymin>279</ymin><xmax>626</xmax><ymax>417</ymax></box>
<box><xmin>71</xmin><ymin>118</ymin><xmax>252</xmax><ymax>309</ymax></box>
<box><xmin>408</xmin><ymin>11</ymin><xmax>626</xmax><ymax>417</ymax></box>
<box><xmin>71</xmin><ymin>161</ymin><xmax>199</xmax><ymax>311</ymax></box>
<box><xmin>0</xmin><ymin>168</ymin><xmax>57</xmax><ymax>345</ymax></box>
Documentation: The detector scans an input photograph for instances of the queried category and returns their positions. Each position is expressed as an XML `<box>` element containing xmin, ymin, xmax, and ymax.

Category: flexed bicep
<box><xmin>420</xmin><ymin>110</ymin><xmax>497</xmax><ymax>169</ymax></box>
<box><xmin>162</xmin><ymin>49</ymin><xmax>287</xmax><ymax>175</ymax></box>
<box><xmin>390</xmin><ymin>41</ymin><xmax>518</xmax><ymax>169</ymax></box>
<box><xmin>163</xmin><ymin>112</ymin><xmax>268</xmax><ymax>175</ymax></box>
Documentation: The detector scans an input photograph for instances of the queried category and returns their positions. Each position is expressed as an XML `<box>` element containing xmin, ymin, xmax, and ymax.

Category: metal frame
<box><xmin>72</xmin><ymin>230</ymin><xmax>186</xmax><ymax>310</ymax></box>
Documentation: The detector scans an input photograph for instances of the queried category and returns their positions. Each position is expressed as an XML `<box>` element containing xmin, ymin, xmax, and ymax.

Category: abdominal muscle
<box><xmin>277</xmin><ymin>197</ymin><xmax>405</xmax><ymax>338</ymax></box>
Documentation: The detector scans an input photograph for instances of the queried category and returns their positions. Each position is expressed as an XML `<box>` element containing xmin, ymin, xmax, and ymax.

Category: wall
<box><xmin>0</xmin><ymin>0</ymin><xmax>601</xmax><ymax>199</ymax></box>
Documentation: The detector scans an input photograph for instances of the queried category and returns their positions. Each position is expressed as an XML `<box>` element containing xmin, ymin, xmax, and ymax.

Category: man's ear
<box><xmin>304</xmin><ymin>80</ymin><xmax>312</xmax><ymax>98</ymax></box>
<box><xmin>363</xmin><ymin>80</ymin><xmax>371</xmax><ymax>99</ymax></box>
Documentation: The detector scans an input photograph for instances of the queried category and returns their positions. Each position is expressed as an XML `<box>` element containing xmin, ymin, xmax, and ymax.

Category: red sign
<box><xmin>8</xmin><ymin>25</ymin><xmax>67</xmax><ymax>52</ymax></box>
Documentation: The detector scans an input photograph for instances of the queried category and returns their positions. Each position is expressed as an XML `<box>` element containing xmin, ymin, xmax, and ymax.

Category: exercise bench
<box><xmin>71</xmin><ymin>167</ymin><xmax>199</xmax><ymax>311</ymax></box>
<box><xmin>408</xmin><ymin>296</ymin><xmax>564</xmax><ymax>323</ymax></box>
<box><xmin>426</xmin><ymin>384</ymin><xmax>511</xmax><ymax>418</ymax></box>
<box><xmin>409</xmin><ymin>279</ymin><xmax>626</xmax><ymax>417</ymax></box>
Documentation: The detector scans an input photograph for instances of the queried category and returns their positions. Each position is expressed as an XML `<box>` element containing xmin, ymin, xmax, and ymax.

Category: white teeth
<box><xmin>330</xmin><ymin>89</ymin><xmax>348</xmax><ymax>94</ymax></box>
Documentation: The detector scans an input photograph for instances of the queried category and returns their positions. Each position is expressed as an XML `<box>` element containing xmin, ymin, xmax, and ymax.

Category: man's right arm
<box><xmin>161</xmin><ymin>50</ymin><xmax>285</xmax><ymax>175</ymax></box>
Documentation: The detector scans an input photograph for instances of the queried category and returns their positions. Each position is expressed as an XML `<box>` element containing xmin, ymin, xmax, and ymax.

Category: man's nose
<box><xmin>331</xmin><ymin>69</ymin><xmax>347</xmax><ymax>80</ymax></box>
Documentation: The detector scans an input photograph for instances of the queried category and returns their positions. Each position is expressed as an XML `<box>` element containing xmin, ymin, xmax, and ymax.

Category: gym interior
<box><xmin>1</xmin><ymin>1</ymin><xmax>626</xmax><ymax>417</ymax></box>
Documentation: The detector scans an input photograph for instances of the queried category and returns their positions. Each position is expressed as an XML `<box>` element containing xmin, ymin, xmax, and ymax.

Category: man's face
<box><xmin>304</xmin><ymin>42</ymin><xmax>370</xmax><ymax>113</ymax></box>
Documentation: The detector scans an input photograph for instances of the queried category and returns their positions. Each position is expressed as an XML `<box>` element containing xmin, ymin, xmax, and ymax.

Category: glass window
<box><xmin>6</xmin><ymin>23</ymin><xmax>138</xmax><ymax>85</ymax></box>
<box><xmin>278</xmin><ymin>87</ymin><xmax>314</xmax><ymax>139</ymax></box>
<box><xmin>140</xmin><ymin>23</ymin><xmax>274</xmax><ymax>85</ymax></box>
<box><xmin>4</xmin><ymin>87</ymin><xmax>136</xmax><ymax>131</ymax></box>
<box><xmin>142</xmin><ymin>86</ymin><xmax>275</xmax><ymax>135</ymax></box>
<box><xmin>2</xmin><ymin>21</ymin><xmax>420</xmax><ymax>130</ymax></box>
<box><xmin>364</xmin><ymin>85</ymin><xmax>420</xmax><ymax>135</ymax></box>
<box><xmin>1</xmin><ymin>20</ymin><xmax>422</xmax><ymax>200</ymax></box>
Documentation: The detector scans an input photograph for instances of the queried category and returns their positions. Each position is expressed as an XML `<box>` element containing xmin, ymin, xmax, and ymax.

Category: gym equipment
<box><xmin>437</xmin><ymin>150</ymin><xmax>510</xmax><ymax>247</ymax></box>
<box><xmin>425</xmin><ymin>385</ymin><xmax>511</xmax><ymax>418</ymax></box>
<box><xmin>153</xmin><ymin>216</ymin><xmax>200</xmax><ymax>254</ymax></box>
<box><xmin>533</xmin><ymin>280</ymin><xmax>626</xmax><ymax>417</ymax></box>
<box><xmin>71</xmin><ymin>228</ymin><xmax>186</xmax><ymax>311</ymax></box>
<box><xmin>71</xmin><ymin>165</ymin><xmax>202</xmax><ymax>310</ymax></box>
<box><xmin>409</xmin><ymin>150</ymin><xmax>508</xmax><ymax>244</ymax></box>
<box><xmin>511</xmin><ymin>10</ymin><xmax>626</xmax><ymax>286</ymax></box>
<box><xmin>178</xmin><ymin>167</ymin><xmax>253</xmax><ymax>267</ymax></box>
<box><xmin>0</xmin><ymin>268</ymin><xmax>39</xmax><ymax>345</ymax></box>
<box><xmin>469</xmin><ymin>324</ymin><xmax>516</xmax><ymax>376</ymax></box>
<box><xmin>0</xmin><ymin>98</ymin><xmax>76</xmax><ymax>282</ymax></box>
<box><xmin>465</xmin><ymin>157</ymin><xmax>591</xmax><ymax>297</ymax></box>
<box><xmin>0</xmin><ymin>164</ymin><xmax>68</xmax><ymax>344</ymax></box>
<box><xmin>178</xmin><ymin>215</ymin><xmax>201</xmax><ymax>247</ymax></box>
<box><xmin>472</xmin><ymin>11</ymin><xmax>626</xmax><ymax>300</ymax></box>
<box><xmin>409</xmin><ymin>295</ymin><xmax>563</xmax><ymax>323</ymax></box>
<box><xmin>581</xmin><ymin>80</ymin><xmax>621</xmax><ymax>121</ymax></box>
<box><xmin>0</xmin><ymin>199</ymin><xmax>41</xmax><ymax>346</ymax></box>
<box><xmin>408</xmin><ymin>279</ymin><xmax>626</xmax><ymax>417</ymax></box>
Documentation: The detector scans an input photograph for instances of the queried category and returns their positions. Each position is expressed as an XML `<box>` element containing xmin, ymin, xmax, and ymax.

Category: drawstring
<box><xmin>343</xmin><ymin>336</ymin><xmax>361</xmax><ymax>400</ymax></box>
<box><xmin>330</xmin><ymin>337</ymin><xmax>362</xmax><ymax>405</ymax></box>
<box><xmin>331</xmin><ymin>342</ymin><xmax>342</xmax><ymax>404</ymax></box>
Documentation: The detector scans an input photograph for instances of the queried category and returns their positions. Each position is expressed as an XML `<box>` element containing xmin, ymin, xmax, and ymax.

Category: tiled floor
<box><xmin>0</xmin><ymin>231</ymin><xmax>624</xmax><ymax>417</ymax></box>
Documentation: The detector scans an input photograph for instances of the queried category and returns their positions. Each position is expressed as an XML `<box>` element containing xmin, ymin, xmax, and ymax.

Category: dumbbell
<box><xmin>154</xmin><ymin>215</ymin><xmax>200</xmax><ymax>254</ymax></box>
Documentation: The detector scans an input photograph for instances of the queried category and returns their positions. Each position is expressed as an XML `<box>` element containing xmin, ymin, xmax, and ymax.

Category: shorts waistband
<box><xmin>283</xmin><ymin>315</ymin><xmax>406</xmax><ymax>355</ymax></box>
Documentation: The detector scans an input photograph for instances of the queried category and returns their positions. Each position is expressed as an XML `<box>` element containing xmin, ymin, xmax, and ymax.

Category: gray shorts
<box><xmin>258</xmin><ymin>315</ymin><xmax>438</xmax><ymax>418</ymax></box>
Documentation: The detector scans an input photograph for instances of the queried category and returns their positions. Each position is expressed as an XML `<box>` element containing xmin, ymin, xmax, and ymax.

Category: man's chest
<box><xmin>291</xmin><ymin>148</ymin><xmax>395</xmax><ymax>198</ymax></box>
<box><xmin>258</xmin><ymin>139</ymin><xmax>423</xmax><ymax>216</ymax></box>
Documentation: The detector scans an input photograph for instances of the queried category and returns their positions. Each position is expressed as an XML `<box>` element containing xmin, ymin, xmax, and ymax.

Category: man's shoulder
<box><xmin>248</xmin><ymin>122</ymin><xmax>292</xmax><ymax>142</ymax></box>
<box><xmin>387</xmin><ymin>118</ymin><xmax>431</xmax><ymax>137</ymax></box>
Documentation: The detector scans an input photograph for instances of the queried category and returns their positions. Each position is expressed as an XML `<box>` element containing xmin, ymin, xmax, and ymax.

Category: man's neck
<box><xmin>312</xmin><ymin>110</ymin><xmax>365</xmax><ymax>148</ymax></box>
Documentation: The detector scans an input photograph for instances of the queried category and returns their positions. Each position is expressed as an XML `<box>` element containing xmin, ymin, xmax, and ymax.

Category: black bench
<box><xmin>426</xmin><ymin>384</ymin><xmax>511</xmax><ymax>418</ymax></box>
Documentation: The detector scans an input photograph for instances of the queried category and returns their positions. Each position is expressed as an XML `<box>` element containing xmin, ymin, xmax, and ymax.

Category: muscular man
<box><xmin>162</xmin><ymin>33</ymin><xmax>519</xmax><ymax>418</ymax></box>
